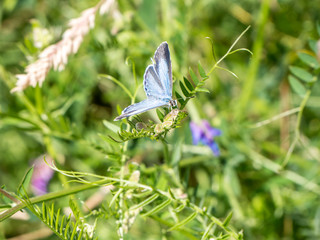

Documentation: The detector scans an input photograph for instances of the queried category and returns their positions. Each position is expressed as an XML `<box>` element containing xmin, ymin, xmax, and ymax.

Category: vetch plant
<box><xmin>0</xmin><ymin>1</ymin><xmax>252</xmax><ymax>238</ymax></box>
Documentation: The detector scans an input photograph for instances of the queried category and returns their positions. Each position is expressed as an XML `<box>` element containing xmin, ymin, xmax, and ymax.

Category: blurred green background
<box><xmin>1</xmin><ymin>0</ymin><xmax>320</xmax><ymax>239</ymax></box>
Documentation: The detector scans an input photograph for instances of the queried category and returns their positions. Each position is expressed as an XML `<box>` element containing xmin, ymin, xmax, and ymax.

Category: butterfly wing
<box><xmin>143</xmin><ymin>65</ymin><xmax>166</xmax><ymax>98</ymax></box>
<box><xmin>153</xmin><ymin>42</ymin><xmax>172</xmax><ymax>98</ymax></box>
<box><xmin>114</xmin><ymin>98</ymin><xmax>169</xmax><ymax>121</ymax></box>
<box><xmin>114</xmin><ymin>42</ymin><xmax>173</xmax><ymax>121</ymax></box>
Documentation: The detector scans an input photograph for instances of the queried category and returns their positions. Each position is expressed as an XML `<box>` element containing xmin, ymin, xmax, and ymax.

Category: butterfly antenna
<box><xmin>176</xmin><ymin>96</ymin><xmax>195</xmax><ymax>101</ymax></box>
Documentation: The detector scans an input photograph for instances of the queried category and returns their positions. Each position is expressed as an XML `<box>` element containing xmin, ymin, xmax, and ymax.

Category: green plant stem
<box><xmin>1</xmin><ymin>165</ymin><xmax>240</xmax><ymax>238</ymax></box>
<box><xmin>188</xmin><ymin>202</ymin><xmax>239</xmax><ymax>239</ymax></box>
<box><xmin>118</xmin><ymin>117</ymin><xmax>132</xmax><ymax>239</ymax></box>
<box><xmin>117</xmin><ymin>142</ymin><xmax>128</xmax><ymax>240</ymax></box>
<box><xmin>162</xmin><ymin>139</ymin><xmax>170</xmax><ymax>165</ymax></box>
<box><xmin>282</xmin><ymin>89</ymin><xmax>311</xmax><ymax>167</ymax></box>
<box><xmin>0</xmin><ymin>189</ymin><xmax>19</xmax><ymax>203</ymax></box>
<box><xmin>235</xmin><ymin>0</ymin><xmax>270</xmax><ymax>121</ymax></box>
<box><xmin>0</xmin><ymin>183</ymin><xmax>101</xmax><ymax>222</ymax></box>
<box><xmin>35</xmin><ymin>84</ymin><xmax>43</xmax><ymax>114</ymax></box>
<box><xmin>207</xmin><ymin>26</ymin><xmax>251</xmax><ymax>76</ymax></box>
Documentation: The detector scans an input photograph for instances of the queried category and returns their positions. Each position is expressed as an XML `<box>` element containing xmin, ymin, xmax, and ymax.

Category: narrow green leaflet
<box><xmin>219</xmin><ymin>233</ymin><xmax>231</xmax><ymax>240</ymax></box>
<box><xmin>222</xmin><ymin>212</ymin><xmax>233</xmax><ymax>227</ymax></box>
<box><xmin>179</xmin><ymin>81</ymin><xmax>191</xmax><ymax>97</ymax></box>
<box><xmin>130</xmin><ymin>193</ymin><xmax>160</xmax><ymax>211</ymax></box>
<box><xmin>289</xmin><ymin>66</ymin><xmax>314</xmax><ymax>82</ymax></box>
<box><xmin>297</xmin><ymin>53</ymin><xmax>320</xmax><ymax>69</ymax></box>
<box><xmin>288</xmin><ymin>75</ymin><xmax>306</xmax><ymax>96</ymax></box>
<box><xmin>168</xmin><ymin>211</ymin><xmax>198</xmax><ymax>231</ymax></box>
<box><xmin>173</xmin><ymin>204</ymin><xmax>185</xmax><ymax>213</ymax></box>
<box><xmin>198</xmin><ymin>62</ymin><xmax>208</xmax><ymax>79</ymax></box>
<box><xmin>103</xmin><ymin>120</ymin><xmax>120</xmax><ymax>133</ymax></box>
<box><xmin>156</xmin><ymin>109</ymin><xmax>164</xmax><ymax>122</ymax></box>
<box><xmin>175</xmin><ymin>91</ymin><xmax>185</xmax><ymax>106</ymax></box>
<box><xmin>69</xmin><ymin>198</ymin><xmax>81</xmax><ymax>221</ymax></box>
<box><xmin>17</xmin><ymin>167</ymin><xmax>34</xmax><ymax>195</ymax></box>
<box><xmin>189</xmin><ymin>68</ymin><xmax>199</xmax><ymax>85</ymax></box>
<box><xmin>201</xmin><ymin>221</ymin><xmax>215</xmax><ymax>240</ymax></box>
<box><xmin>196</xmin><ymin>87</ymin><xmax>210</xmax><ymax>93</ymax></box>
<box><xmin>141</xmin><ymin>198</ymin><xmax>172</xmax><ymax>217</ymax></box>
<box><xmin>308</xmin><ymin>39</ymin><xmax>318</xmax><ymax>56</ymax></box>
<box><xmin>183</xmin><ymin>77</ymin><xmax>194</xmax><ymax>92</ymax></box>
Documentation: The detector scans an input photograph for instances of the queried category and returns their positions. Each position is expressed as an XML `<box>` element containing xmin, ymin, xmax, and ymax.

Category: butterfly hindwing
<box><xmin>114</xmin><ymin>98</ymin><xmax>169</xmax><ymax>121</ymax></box>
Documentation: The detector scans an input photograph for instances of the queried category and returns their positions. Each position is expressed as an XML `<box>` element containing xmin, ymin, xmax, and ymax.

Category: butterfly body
<box><xmin>114</xmin><ymin>42</ymin><xmax>176</xmax><ymax>121</ymax></box>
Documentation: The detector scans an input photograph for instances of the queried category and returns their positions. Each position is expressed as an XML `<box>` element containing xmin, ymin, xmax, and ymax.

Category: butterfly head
<box><xmin>169</xmin><ymin>99</ymin><xmax>177</xmax><ymax>108</ymax></box>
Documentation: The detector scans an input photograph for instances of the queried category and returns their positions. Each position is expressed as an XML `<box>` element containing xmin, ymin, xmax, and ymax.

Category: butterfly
<box><xmin>114</xmin><ymin>42</ymin><xmax>177</xmax><ymax>121</ymax></box>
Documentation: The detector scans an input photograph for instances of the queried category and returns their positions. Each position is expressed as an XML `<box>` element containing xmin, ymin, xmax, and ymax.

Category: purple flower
<box><xmin>190</xmin><ymin>120</ymin><xmax>222</xmax><ymax>156</ymax></box>
<box><xmin>31</xmin><ymin>156</ymin><xmax>54</xmax><ymax>196</ymax></box>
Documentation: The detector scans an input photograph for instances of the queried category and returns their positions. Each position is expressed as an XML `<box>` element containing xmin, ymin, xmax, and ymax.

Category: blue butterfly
<box><xmin>114</xmin><ymin>42</ymin><xmax>177</xmax><ymax>121</ymax></box>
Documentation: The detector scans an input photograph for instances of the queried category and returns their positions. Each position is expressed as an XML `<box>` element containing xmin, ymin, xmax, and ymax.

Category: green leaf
<box><xmin>288</xmin><ymin>75</ymin><xmax>306</xmax><ymax>96</ymax></box>
<box><xmin>168</xmin><ymin>187</ymin><xmax>176</xmax><ymax>199</ymax></box>
<box><xmin>55</xmin><ymin>208</ymin><xmax>61</xmax><ymax>231</ymax></box>
<box><xmin>317</xmin><ymin>21</ymin><xmax>320</xmax><ymax>37</ymax></box>
<box><xmin>141</xmin><ymin>198</ymin><xmax>172</xmax><ymax>217</ymax></box>
<box><xmin>308</xmin><ymin>39</ymin><xmax>318</xmax><ymax>55</ymax></box>
<box><xmin>175</xmin><ymin>91</ymin><xmax>185</xmax><ymax>106</ymax></box>
<box><xmin>220</xmin><ymin>234</ymin><xmax>231</xmax><ymax>240</ymax></box>
<box><xmin>168</xmin><ymin>212</ymin><xmax>198</xmax><ymax>231</ymax></box>
<box><xmin>198</xmin><ymin>62</ymin><xmax>207</xmax><ymax>79</ymax></box>
<box><xmin>130</xmin><ymin>193</ymin><xmax>160</xmax><ymax>211</ymax></box>
<box><xmin>289</xmin><ymin>66</ymin><xmax>314</xmax><ymax>82</ymax></box>
<box><xmin>18</xmin><ymin>167</ymin><xmax>34</xmax><ymax>195</ymax></box>
<box><xmin>127</xmin><ymin>119</ymin><xmax>136</xmax><ymax>129</ymax></box>
<box><xmin>98</xmin><ymin>133</ymin><xmax>118</xmax><ymax>144</ymax></box>
<box><xmin>156</xmin><ymin>109</ymin><xmax>164</xmax><ymax>122</ymax></box>
<box><xmin>189</xmin><ymin>68</ymin><xmax>199</xmax><ymax>85</ymax></box>
<box><xmin>103</xmin><ymin>120</ymin><xmax>120</xmax><ymax>133</ymax></box>
<box><xmin>70</xmin><ymin>219</ymin><xmax>80</xmax><ymax>240</ymax></box>
<box><xmin>173</xmin><ymin>204</ymin><xmax>185</xmax><ymax>213</ymax></box>
<box><xmin>197</xmin><ymin>82</ymin><xmax>205</xmax><ymax>87</ymax></box>
<box><xmin>201</xmin><ymin>221</ymin><xmax>215</xmax><ymax>240</ymax></box>
<box><xmin>196</xmin><ymin>87</ymin><xmax>210</xmax><ymax>93</ymax></box>
<box><xmin>69</xmin><ymin>198</ymin><xmax>81</xmax><ymax>221</ymax></box>
<box><xmin>179</xmin><ymin>81</ymin><xmax>191</xmax><ymax>97</ymax></box>
<box><xmin>222</xmin><ymin>211</ymin><xmax>233</xmax><ymax>227</ymax></box>
<box><xmin>298</xmin><ymin>53</ymin><xmax>320</xmax><ymax>69</ymax></box>
<box><xmin>183</xmin><ymin>77</ymin><xmax>194</xmax><ymax>91</ymax></box>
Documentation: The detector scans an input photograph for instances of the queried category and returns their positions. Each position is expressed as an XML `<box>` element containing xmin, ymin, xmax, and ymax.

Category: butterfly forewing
<box><xmin>154</xmin><ymin>42</ymin><xmax>172</xmax><ymax>98</ymax></box>
<box><xmin>143</xmin><ymin>65</ymin><xmax>166</xmax><ymax>98</ymax></box>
